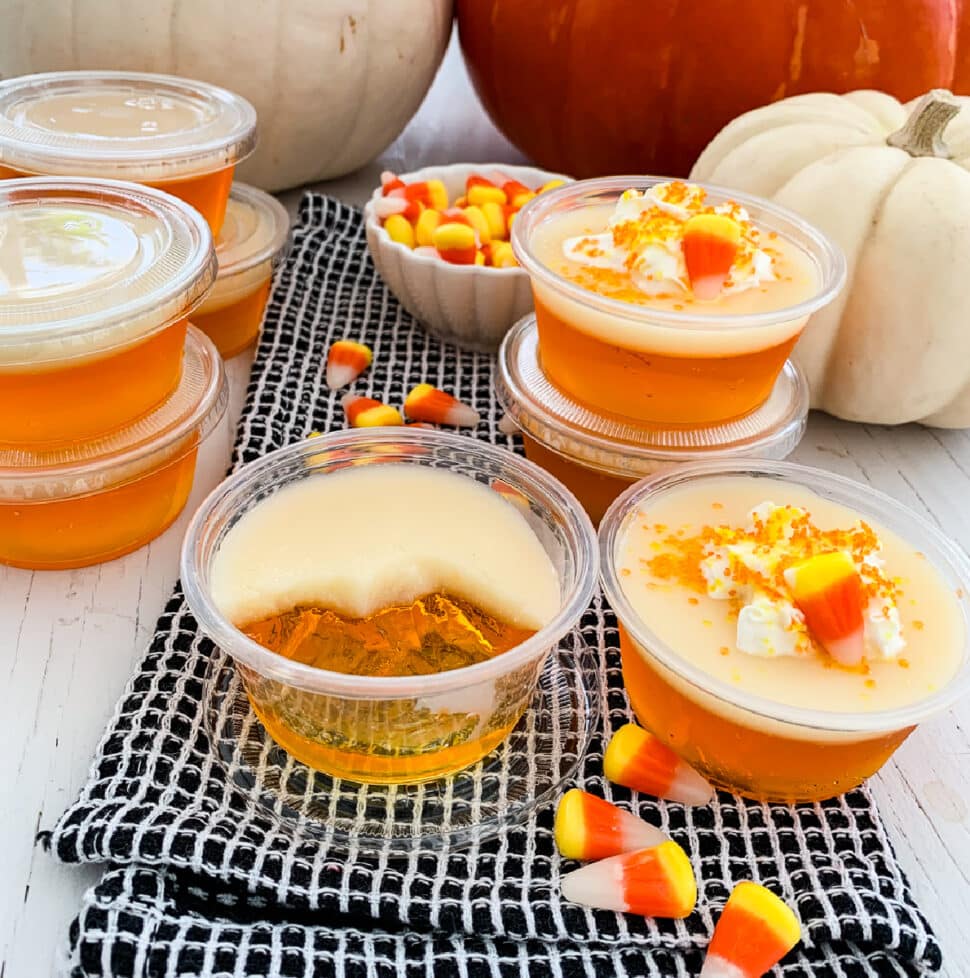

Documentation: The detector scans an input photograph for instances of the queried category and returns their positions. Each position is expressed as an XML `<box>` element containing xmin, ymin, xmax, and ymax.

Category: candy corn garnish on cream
<box><xmin>683</xmin><ymin>213</ymin><xmax>742</xmax><ymax>300</ymax></box>
<box><xmin>341</xmin><ymin>393</ymin><xmax>403</xmax><ymax>428</ymax></box>
<box><xmin>604</xmin><ymin>724</ymin><xmax>714</xmax><ymax>805</ymax></box>
<box><xmin>405</xmin><ymin>384</ymin><xmax>480</xmax><ymax>427</ymax></box>
<box><xmin>559</xmin><ymin>841</ymin><xmax>697</xmax><ymax>918</ymax></box>
<box><xmin>700</xmin><ymin>881</ymin><xmax>801</xmax><ymax>977</ymax></box>
<box><xmin>783</xmin><ymin>551</ymin><xmax>866</xmax><ymax>667</ymax></box>
<box><xmin>326</xmin><ymin>340</ymin><xmax>373</xmax><ymax>390</ymax></box>
<box><xmin>554</xmin><ymin>789</ymin><xmax>667</xmax><ymax>861</ymax></box>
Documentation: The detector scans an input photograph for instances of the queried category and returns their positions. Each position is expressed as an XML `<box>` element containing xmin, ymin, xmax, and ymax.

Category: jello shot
<box><xmin>0</xmin><ymin>327</ymin><xmax>226</xmax><ymax>570</ymax></box>
<box><xmin>191</xmin><ymin>183</ymin><xmax>290</xmax><ymax>358</ymax></box>
<box><xmin>600</xmin><ymin>460</ymin><xmax>970</xmax><ymax>803</ymax></box>
<box><xmin>182</xmin><ymin>429</ymin><xmax>597</xmax><ymax>785</ymax></box>
<box><xmin>512</xmin><ymin>178</ymin><xmax>845</xmax><ymax>426</ymax></box>
<box><xmin>496</xmin><ymin>315</ymin><xmax>808</xmax><ymax>525</ymax></box>
<box><xmin>0</xmin><ymin>71</ymin><xmax>257</xmax><ymax>235</ymax></box>
<box><xmin>0</xmin><ymin>177</ymin><xmax>216</xmax><ymax>447</ymax></box>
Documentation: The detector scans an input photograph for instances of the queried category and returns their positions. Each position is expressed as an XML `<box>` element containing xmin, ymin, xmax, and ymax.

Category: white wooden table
<box><xmin>2</xmin><ymin>37</ymin><xmax>968</xmax><ymax>978</ymax></box>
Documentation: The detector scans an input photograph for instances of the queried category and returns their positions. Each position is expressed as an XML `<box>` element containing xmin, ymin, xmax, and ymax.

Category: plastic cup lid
<box><xmin>0</xmin><ymin>326</ymin><xmax>227</xmax><ymax>500</ymax></box>
<box><xmin>0</xmin><ymin>71</ymin><xmax>257</xmax><ymax>180</ymax></box>
<box><xmin>215</xmin><ymin>183</ymin><xmax>290</xmax><ymax>278</ymax></box>
<box><xmin>496</xmin><ymin>315</ymin><xmax>809</xmax><ymax>478</ymax></box>
<box><xmin>0</xmin><ymin>177</ymin><xmax>216</xmax><ymax>366</ymax></box>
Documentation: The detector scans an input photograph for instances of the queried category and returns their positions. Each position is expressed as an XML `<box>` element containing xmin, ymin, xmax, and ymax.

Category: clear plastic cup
<box><xmin>0</xmin><ymin>327</ymin><xmax>226</xmax><ymax>570</ymax></box>
<box><xmin>0</xmin><ymin>71</ymin><xmax>257</xmax><ymax>235</ymax></box>
<box><xmin>181</xmin><ymin>429</ymin><xmax>598</xmax><ymax>785</ymax></box>
<box><xmin>599</xmin><ymin>459</ymin><xmax>970</xmax><ymax>802</ymax></box>
<box><xmin>191</xmin><ymin>183</ymin><xmax>290</xmax><ymax>358</ymax></box>
<box><xmin>511</xmin><ymin>176</ymin><xmax>845</xmax><ymax>426</ymax></box>
<box><xmin>496</xmin><ymin>316</ymin><xmax>808</xmax><ymax>525</ymax></box>
<box><xmin>0</xmin><ymin>177</ymin><xmax>216</xmax><ymax>447</ymax></box>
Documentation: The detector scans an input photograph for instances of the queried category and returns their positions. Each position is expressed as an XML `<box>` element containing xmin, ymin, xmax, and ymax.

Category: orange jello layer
<box><xmin>0</xmin><ymin>447</ymin><xmax>198</xmax><ymax>570</ymax></box>
<box><xmin>620</xmin><ymin>627</ymin><xmax>912</xmax><ymax>803</ymax></box>
<box><xmin>0</xmin><ymin>320</ymin><xmax>188</xmax><ymax>447</ymax></box>
<box><xmin>0</xmin><ymin>163</ymin><xmax>234</xmax><ymax>236</ymax></box>
<box><xmin>192</xmin><ymin>278</ymin><xmax>272</xmax><ymax>359</ymax></box>
<box><xmin>522</xmin><ymin>434</ymin><xmax>635</xmax><ymax>526</ymax></box>
<box><xmin>534</xmin><ymin>295</ymin><xmax>799</xmax><ymax>425</ymax></box>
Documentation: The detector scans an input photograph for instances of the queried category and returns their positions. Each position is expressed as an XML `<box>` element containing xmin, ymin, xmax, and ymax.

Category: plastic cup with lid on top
<box><xmin>191</xmin><ymin>183</ymin><xmax>290</xmax><ymax>358</ymax></box>
<box><xmin>0</xmin><ymin>71</ymin><xmax>257</xmax><ymax>234</ymax></box>
<box><xmin>0</xmin><ymin>326</ymin><xmax>227</xmax><ymax>570</ymax></box>
<box><xmin>0</xmin><ymin>177</ymin><xmax>216</xmax><ymax>447</ymax></box>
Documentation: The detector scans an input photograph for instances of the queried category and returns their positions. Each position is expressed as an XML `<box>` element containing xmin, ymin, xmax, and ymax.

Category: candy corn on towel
<box><xmin>48</xmin><ymin>196</ymin><xmax>942</xmax><ymax>978</ymax></box>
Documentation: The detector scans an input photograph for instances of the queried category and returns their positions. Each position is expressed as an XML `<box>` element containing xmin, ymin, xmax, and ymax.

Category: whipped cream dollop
<box><xmin>562</xmin><ymin>181</ymin><xmax>775</xmax><ymax>298</ymax></box>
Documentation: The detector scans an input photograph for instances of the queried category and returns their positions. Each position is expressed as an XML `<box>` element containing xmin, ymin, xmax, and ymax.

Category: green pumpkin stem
<box><xmin>887</xmin><ymin>89</ymin><xmax>960</xmax><ymax>159</ymax></box>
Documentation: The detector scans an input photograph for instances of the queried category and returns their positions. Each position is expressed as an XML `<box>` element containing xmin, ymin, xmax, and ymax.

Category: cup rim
<box><xmin>598</xmin><ymin>458</ymin><xmax>970</xmax><ymax>733</ymax></box>
<box><xmin>181</xmin><ymin>429</ymin><xmax>599</xmax><ymax>699</ymax></box>
<box><xmin>511</xmin><ymin>175</ymin><xmax>847</xmax><ymax>331</ymax></box>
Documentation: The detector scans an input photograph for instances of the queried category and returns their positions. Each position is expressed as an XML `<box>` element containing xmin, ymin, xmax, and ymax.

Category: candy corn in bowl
<box><xmin>599</xmin><ymin>459</ymin><xmax>970</xmax><ymax>802</ymax></box>
<box><xmin>511</xmin><ymin>176</ymin><xmax>845</xmax><ymax>425</ymax></box>
<box><xmin>364</xmin><ymin>163</ymin><xmax>570</xmax><ymax>351</ymax></box>
<box><xmin>181</xmin><ymin>428</ymin><xmax>597</xmax><ymax>785</ymax></box>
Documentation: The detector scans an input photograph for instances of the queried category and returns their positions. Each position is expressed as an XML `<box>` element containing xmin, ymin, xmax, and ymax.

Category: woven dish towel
<box><xmin>47</xmin><ymin>195</ymin><xmax>942</xmax><ymax>978</ymax></box>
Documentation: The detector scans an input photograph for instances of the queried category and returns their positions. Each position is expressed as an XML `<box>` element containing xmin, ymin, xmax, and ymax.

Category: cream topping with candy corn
<box><xmin>650</xmin><ymin>500</ymin><xmax>903</xmax><ymax>664</ymax></box>
<box><xmin>560</xmin><ymin>182</ymin><xmax>775</xmax><ymax>299</ymax></box>
<box><xmin>617</xmin><ymin>477</ymin><xmax>964</xmax><ymax>716</ymax></box>
<box><xmin>211</xmin><ymin>463</ymin><xmax>560</xmax><ymax>628</ymax></box>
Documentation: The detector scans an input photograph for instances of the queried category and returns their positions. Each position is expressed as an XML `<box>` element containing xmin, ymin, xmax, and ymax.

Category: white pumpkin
<box><xmin>692</xmin><ymin>89</ymin><xmax>970</xmax><ymax>428</ymax></box>
<box><xmin>0</xmin><ymin>0</ymin><xmax>453</xmax><ymax>192</ymax></box>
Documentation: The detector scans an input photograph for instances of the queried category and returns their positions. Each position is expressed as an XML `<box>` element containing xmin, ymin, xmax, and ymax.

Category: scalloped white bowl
<box><xmin>364</xmin><ymin>163</ymin><xmax>570</xmax><ymax>352</ymax></box>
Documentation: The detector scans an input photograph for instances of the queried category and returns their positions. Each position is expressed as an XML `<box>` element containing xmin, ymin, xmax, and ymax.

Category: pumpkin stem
<box><xmin>887</xmin><ymin>89</ymin><xmax>960</xmax><ymax>159</ymax></box>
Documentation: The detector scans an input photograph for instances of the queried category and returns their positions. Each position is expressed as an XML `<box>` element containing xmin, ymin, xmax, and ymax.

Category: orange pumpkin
<box><xmin>457</xmin><ymin>0</ymin><xmax>970</xmax><ymax>178</ymax></box>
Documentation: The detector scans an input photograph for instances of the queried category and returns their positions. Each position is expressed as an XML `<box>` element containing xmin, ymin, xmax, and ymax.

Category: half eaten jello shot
<box><xmin>0</xmin><ymin>71</ymin><xmax>257</xmax><ymax>235</ymax></box>
<box><xmin>182</xmin><ymin>429</ymin><xmax>597</xmax><ymax>785</ymax></box>
<box><xmin>600</xmin><ymin>460</ymin><xmax>970</xmax><ymax>803</ymax></box>
<box><xmin>513</xmin><ymin>178</ymin><xmax>845</xmax><ymax>426</ymax></box>
<box><xmin>0</xmin><ymin>177</ymin><xmax>215</xmax><ymax>447</ymax></box>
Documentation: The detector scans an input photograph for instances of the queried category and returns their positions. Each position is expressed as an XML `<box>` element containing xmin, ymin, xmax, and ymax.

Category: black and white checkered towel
<box><xmin>48</xmin><ymin>195</ymin><xmax>943</xmax><ymax>978</ymax></box>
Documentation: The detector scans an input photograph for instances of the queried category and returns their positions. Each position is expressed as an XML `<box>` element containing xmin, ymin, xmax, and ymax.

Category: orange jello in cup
<box><xmin>0</xmin><ymin>177</ymin><xmax>216</xmax><ymax>447</ymax></box>
<box><xmin>0</xmin><ymin>327</ymin><xmax>226</xmax><ymax>570</ymax></box>
<box><xmin>599</xmin><ymin>460</ymin><xmax>970</xmax><ymax>803</ymax></box>
<box><xmin>192</xmin><ymin>183</ymin><xmax>290</xmax><ymax>358</ymax></box>
<box><xmin>0</xmin><ymin>71</ymin><xmax>257</xmax><ymax>235</ymax></box>
<box><xmin>496</xmin><ymin>315</ymin><xmax>808</xmax><ymax>525</ymax></box>
<box><xmin>512</xmin><ymin>178</ymin><xmax>845</xmax><ymax>426</ymax></box>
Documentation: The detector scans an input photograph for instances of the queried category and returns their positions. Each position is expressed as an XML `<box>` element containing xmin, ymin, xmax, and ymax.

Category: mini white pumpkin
<box><xmin>692</xmin><ymin>88</ymin><xmax>970</xmax><ymax>428</ymax></box>
<box><xmin>0</xmin><ymin>0</ymin><xmax>453</xmax><ymax>192</ymax></box>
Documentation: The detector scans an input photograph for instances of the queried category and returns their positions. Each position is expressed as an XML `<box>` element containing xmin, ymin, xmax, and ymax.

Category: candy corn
<box><xmin>481</xmin><ymin>201</ymin><xmax>508</xmax><ymax>240</ymax></box>
<box><xmin>432</xmin><ymin>222</ymin><xmax>478</xmax><ymax>265</ymax></box>
<box><xmin>501</xmin><ymin>178</ymin><xmax>535</xmax><ymax>209</ymax></box>
<box><xmin>559</xmin><ymin>841</ymin><xmax>696</xmax><ymax>918</ymax></box>
<box><xmin>683</xmin><ymin>213</ymin><xmax>742</xmax><ymax>300</ymax></box>
<box><xmin>380</xmin><ymin>170</ymin><xmax>406</xmax><ymax>195</ymax></box>
<box><xmin>700</xmin><ymin>882</ymin><xmax>801</xmax><ymax>978</ymax></box>
<box><xmin>783</xmin><ymin>551</ymin><xmax>866</xmax><ymax>666</ymax></box>
<box><xmin>555</xmin><ymin>789</ymin><xmax>667</xmax><ymax>861</ymax></box>
<box><xmin>539</xmin><ymin>178</ymin><xmax>566</xmax><ymax>194</ymax></box>
<box><xmin>486</xmin><ymin>241</ymin><xmax>517</xmax><ymax>268</ymax></box>
<box><xmin>404</xmin><ymin>384</ymin><xmax>480</xmax><ymax>427</ymax></box>
<box><xmin>384</xmin><ymin>213</ymin><xmax>415</xmax><ymax>248</ymax></box>
<box><xmin>341</xmin><ymin>393</ymin><xmax>403</xmax><ymax>428</ymax></box>
<box><xmin>326</xmin><ymin>340</ymin><xmax>372</xmax><ymax>390</ymax></box>
<box><xmin>604</xmin><ymin>724</ymin><xmax>714</xmax><ymax>806</ymax></box>
<box><xmin>415</xmin><ymin>208</ymin><xmax>443</xmax><ymax>247</ymax></box>
<box><xmin>467</xmin><ymin>176</ymin><xmax>507</xmax><ymax>207</ymax></box>
<box><xmin>462</xmin><ymin>205</ymin><xmax>492</xmax><ymax>245</ymax></box>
